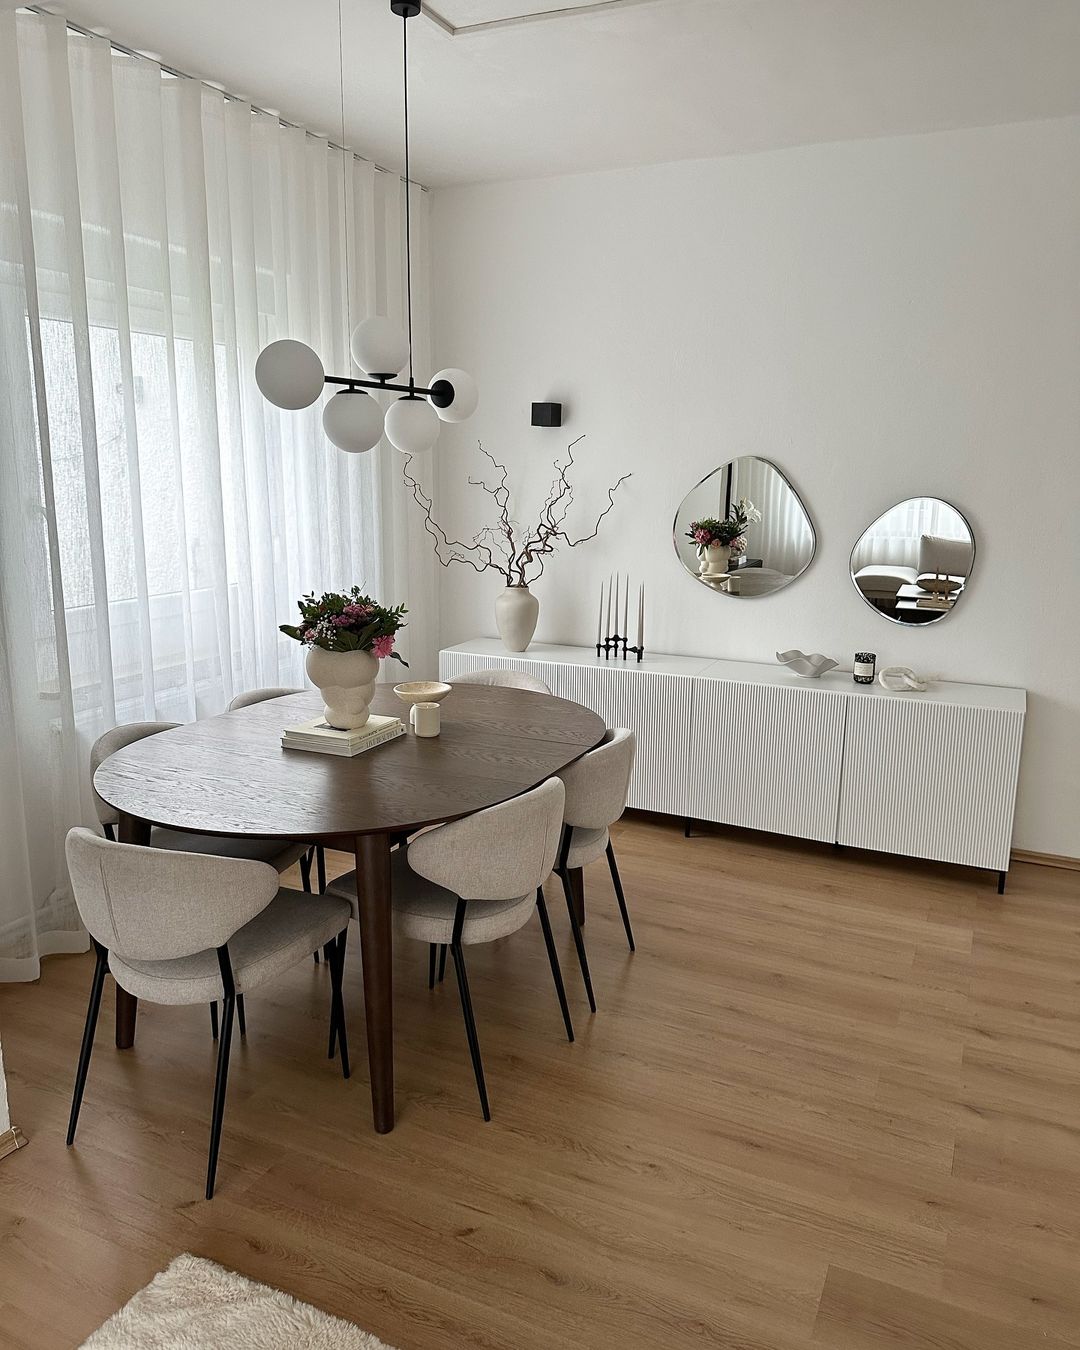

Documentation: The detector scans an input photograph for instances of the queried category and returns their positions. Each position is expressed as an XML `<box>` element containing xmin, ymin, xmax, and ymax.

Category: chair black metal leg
<box><xmin>328</xmin><ymin>928</ymin><xmax>350</xmax><ymax>1080</ymax></box>
<box><xmin>206</xmin><ymin>948</ymin><xmax>236</xmax><ymax>1200</ymax></box>
<box><xmin>557</xmin><ymin>871</ymin><xmax>596</xmax><ymax>1013</ymax></box>
<box><xmin>301</xmin><ymin>853</ymin><xmax>321</xmax><ymax>964</ymax></box>
<box><xmin>236</xmin><ymin>993</ymin><xmax>247</xmax><ymax>1038</ymax></box>
<box><xmin>606</xmin><ymin>841</ymin><xmax>636</xmax><ymax>952</ymax></box>
<box><xmin>428</xmin><ymin>943</ymin><xmax>437</xmax><ymax>990</ymax></box>
<box><xmin>67</xmin><ymin>941</ymin><xmax>109</xmax><ymax>1146</ymax></box>
<box><xmin>437</xmin><ymin>944</ymin><xmax>447</xmax><ymax>983</ymax></box>
<box><xmin>210</xmin><ymin>1001</ymin><xmax>218</xmax><ymax>1040</ymax></box>
<box><xmin>450</xmin><ymin>942</ymin><xmax>490</xmax><ymax>1121</ymax></box>
<box><xmin>536</xmin><ymin>889</ymin><xmax>575</xmax><ymax>1043</ymax></box>
<box><xmin>316</xmin><ymin>845</ymin><xmax>326</xmax><ymax>893</ymax></box>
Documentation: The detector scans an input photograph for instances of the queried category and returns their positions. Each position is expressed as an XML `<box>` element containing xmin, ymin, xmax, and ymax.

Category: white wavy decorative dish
<box><xmin>775</xmin><ymin>649</ymin><xmax>838</xmax><ymax>679</ymax></box>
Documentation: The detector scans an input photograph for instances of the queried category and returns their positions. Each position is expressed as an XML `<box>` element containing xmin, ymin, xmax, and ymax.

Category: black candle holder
<box><xmin>596</xmin><ymin>575</ymin><xmax>646</xmax><ymax>662</ymax></box>
<box><xmin>595</xmin><ymin>633</ymin><xmax>645</xmax><ymax>663</ymax></box>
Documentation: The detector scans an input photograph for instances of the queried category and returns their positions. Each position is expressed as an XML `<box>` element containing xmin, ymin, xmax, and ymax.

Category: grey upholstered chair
<box><xmin>554</xmin><ymin>729</ymin><xmax>637</xmax><ymax>1009</ymax></box>
<box><xmin>64</xmin><ymin>828</ymin><xmax>351</xmax><ymax>1198</ymax></box>
<box><xmin>91</xmin><ymin>720</ymin><xmax>318</xmax><ymax>994</ymax></box>
<box><xmin>227</xmin><ymin>686</ymin><xmax>302</xmax><ymax>712</ymax></box>
<box><xmin>328</xmin><ymin>777</ymin><xmax>571</xmax><ymax>1120</ymax></box>
<box><xmin>451</xmin><ymin>668</ymin><xmax>551</xmax><ymax>695</ymax></box>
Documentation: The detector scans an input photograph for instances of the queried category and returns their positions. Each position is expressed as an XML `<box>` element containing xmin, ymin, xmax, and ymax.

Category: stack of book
<box><xmin>281</xmin><ymin>714</ymin><xmax>405</xmax><ymax>757</ymax></box>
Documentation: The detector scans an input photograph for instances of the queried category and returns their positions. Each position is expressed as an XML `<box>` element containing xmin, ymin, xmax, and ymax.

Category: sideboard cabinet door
<box><xmin>439</xmin><ymin>650</ymin><xmax>694</xmax><ymax>815</ymax></box>
<box><xmin>837</xmin><ymin>697</ymin><xmax>1024</xmax><ymax>871</ymax></box>
<box><xmin>546</xmin><ymin>664</ymin><xmax>694</xmax><ymax>816</ymax></box>
<box><xmin>687</xmin><ymin>679</ymin><xmax>848</xmax><ymax>842</ymax></box>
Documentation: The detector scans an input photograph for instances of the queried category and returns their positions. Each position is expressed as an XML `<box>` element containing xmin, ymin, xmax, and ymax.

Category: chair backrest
<box><xmin>227</xmin><ymin>686</ymin><xmax>302</xmax><ymax>712</ymax></box>
<box><xmin>452</xmin><ymin>668</ymin><xmax>551</xmax><ymax>695</ymax></box>
<box><xmin>65</xmin><ymin>827</ymin><xmax>279</xmax><ymax>961</ymax></box>
<box><xmin>90</xmin><ymin>722</ymin><xmax>180</xmax><ymax>827</ymax></box>
<box><xmin>557</xmin><ymin>728</ymin><xmax>636</xmax><ymax>831</ymax></box>
<box><xmin>408</xmin><ymin>778</ymin><xmax>565</xmax><ymax>902</ymax></box>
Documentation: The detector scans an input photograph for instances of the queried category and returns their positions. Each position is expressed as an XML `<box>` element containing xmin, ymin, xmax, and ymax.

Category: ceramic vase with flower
<box><xmin>280</xmin><ymin>586</ymin><xmax>408</xmax><ymax>731</ymax></box>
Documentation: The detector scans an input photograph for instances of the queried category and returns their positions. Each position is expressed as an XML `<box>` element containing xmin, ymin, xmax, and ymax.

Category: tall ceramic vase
<box><xmin>495</xmin><ymin>584</ymin><xmax>539</xmax><ymax>653</ymax></box>
<box><xmin>305</xmin><ymin>646</ymin><xmax>379</xmax><ymax>730</ymax></box>
<box><xmin>699</xmin><ymin>543</ymin><xmax>731</xmax><ymax>578</ymax></box>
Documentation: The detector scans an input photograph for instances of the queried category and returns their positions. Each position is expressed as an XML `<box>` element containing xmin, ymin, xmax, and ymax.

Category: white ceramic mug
<box><xmin>410</xmin><ymin>701</ymin><xmax>441</xmax><ymax>737</ymax></box>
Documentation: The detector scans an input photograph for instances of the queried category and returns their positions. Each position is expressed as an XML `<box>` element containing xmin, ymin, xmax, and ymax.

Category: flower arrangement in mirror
<box><xmin>402</xmin><ymin>438</ymin><xmax>630</xmax><ymax>652</ymax></box>
<box><xmin>687</xmin><ymin>498</ymin><xmax>761</xmax><ymax>578</ymax></box>
<box><xmin>280</xmin><ymin>588</ymin><xmax>408</xmax><ymax>731</ymax></box>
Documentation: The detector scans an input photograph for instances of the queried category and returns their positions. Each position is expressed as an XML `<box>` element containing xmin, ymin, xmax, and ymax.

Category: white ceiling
<box><xmin>29</xmin><ymin>0</ymin><xmax>1080</xmax><ymax>187</ymax></box>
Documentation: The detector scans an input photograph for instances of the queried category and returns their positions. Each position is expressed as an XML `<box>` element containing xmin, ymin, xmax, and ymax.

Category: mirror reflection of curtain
<box><xmin>852</xmin><ymin>499</ymin><xmax>969</xmax><ymax>572</ymax></box>
<box><xmin>0</xmin><ymin>11</ymin><xmax>434</xmax><ymax>981</ymax></box>
<box><xmin>732</xmin><ymin>458</ymin><xmax>813</xmax><ymax>576</ymax></box>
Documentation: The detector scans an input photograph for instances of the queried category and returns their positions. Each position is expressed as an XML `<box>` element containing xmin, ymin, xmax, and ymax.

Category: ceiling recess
<box><xmin>424</xmin><ymin>0</ymin><xmax>670</xmax><ymax>37</ymax></box>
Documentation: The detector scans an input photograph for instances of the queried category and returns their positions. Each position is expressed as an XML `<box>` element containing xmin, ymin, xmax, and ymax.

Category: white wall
<box><xmin>428</xmin><ymin>117</ymin><xmax>1080</xmax><ymax>857</ymax></box>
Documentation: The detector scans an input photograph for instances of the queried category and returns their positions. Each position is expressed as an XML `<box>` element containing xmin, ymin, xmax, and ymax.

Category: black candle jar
<box><xmin>853</xmin><ymin>652</ymin><xmax>876</xmax><ymax>685</ymax></box>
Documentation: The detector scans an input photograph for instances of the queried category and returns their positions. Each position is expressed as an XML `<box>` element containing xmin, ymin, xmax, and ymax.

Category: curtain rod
<box><xmin>23</xmin><ymin>5</ymin><xmax>427</xmax><ymax>192</ymax></box>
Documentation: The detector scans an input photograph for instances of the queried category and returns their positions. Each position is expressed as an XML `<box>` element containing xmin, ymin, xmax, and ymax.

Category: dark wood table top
<box><xmin>93</xmin><ymin>685</ymin><xmax>606</xmax><ymax>842</ymax></box>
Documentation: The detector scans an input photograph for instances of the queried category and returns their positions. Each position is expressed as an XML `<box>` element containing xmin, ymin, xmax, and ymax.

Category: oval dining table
<box><xmin>92</xmin><ymin>683</ymin><xmax>606</xmax><ymax>1133</ymax></box>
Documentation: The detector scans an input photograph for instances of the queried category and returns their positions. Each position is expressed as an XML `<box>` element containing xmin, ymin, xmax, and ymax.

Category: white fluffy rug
<box><xmin>81</xmin><ymin>1253</ymin><xmax>398</xmax><ymax>1349</ymax></box>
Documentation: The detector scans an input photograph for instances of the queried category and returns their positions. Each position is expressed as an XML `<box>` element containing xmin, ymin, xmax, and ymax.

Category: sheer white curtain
<box><xmin>732</xmin><ymin>457</ymin><xmax>813</xmax><ymax>577</ymax></box>
<box><xmin>851</xmin><ymin>498</ymin><xmax>969</xmax><ymax>572</ymax></box>
<box><xmin>0</xmin><ymin>11</ymin><xmax>436</xmax><ymax>980</ymax></box>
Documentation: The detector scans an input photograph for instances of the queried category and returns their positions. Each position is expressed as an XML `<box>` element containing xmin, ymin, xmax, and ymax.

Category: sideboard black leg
<box><xmin>997</xmin><ymin>871</ymin><xmax>1007</xmax><ymax>895</ymax></box>
<box><xmin>683</xmin><ymin>817</ymin><xmax>692</xmax><ymax>838</ymax></box>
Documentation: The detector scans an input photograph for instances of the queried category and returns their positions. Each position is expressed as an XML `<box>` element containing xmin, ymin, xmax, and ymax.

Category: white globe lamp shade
<box><xmin>350</xmin><ymin>316</ymin><xmax>409</xmax><ymax>378</ymax></box>
<box><xmin>385</xmin><ymin>396</ymin><xmax>440</xmax><ymax>454</ymax></box>
<box><xmin>428</xmin><ymin>367</ymin><xmax>478</xmax><ymax>423</ymax></box>
<box><xmin>255</xmin><ymin>339</ymin><xmax>325</xmax><ymax>410</ymax></box>
<box><xmin>322</xmin><ymin>389</ymin><xmax>384</xmax><ymax>454</ymax></box>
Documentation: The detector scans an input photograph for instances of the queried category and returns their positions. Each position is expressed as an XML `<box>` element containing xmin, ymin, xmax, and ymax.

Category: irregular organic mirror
<box><xmin>850</xmin><ymin>497</ymin><xmax>975</xmax><ymax>625</ymax></box>
<box><xmin>673</xmin><ymin>456</ymin><xmax>816</xmax><ymax>596</ymax></box>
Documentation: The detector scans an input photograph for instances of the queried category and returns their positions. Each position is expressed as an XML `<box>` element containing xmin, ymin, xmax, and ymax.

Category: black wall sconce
<box><xmin>531</xmin><ymin>401</ymin><xmax>563</xmax><ymax>428</ymax></box>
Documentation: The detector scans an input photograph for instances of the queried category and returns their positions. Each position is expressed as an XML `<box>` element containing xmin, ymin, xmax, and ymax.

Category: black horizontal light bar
<box><xmin>323</xmin><ymin>375</ymin><xmax>455</xmax><ymax>408</ymax></box>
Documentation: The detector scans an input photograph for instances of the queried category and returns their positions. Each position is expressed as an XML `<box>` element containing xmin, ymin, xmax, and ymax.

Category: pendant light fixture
<box><xmin>255</xmin><ymin>0</ymin><xmax>477</xmax><ymax>454</ymax></box>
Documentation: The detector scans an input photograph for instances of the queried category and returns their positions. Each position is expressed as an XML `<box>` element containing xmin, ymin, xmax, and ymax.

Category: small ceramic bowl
<box><xmin>393</xmin><ymin>681</ymin><xmax>452</xmax><ymax>708</ymax></box>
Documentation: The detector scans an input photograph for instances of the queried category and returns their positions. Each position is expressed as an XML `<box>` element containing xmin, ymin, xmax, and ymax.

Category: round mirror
<box><xmin>673</xmin><ymin>456</ymin><xmax>816</xmax><ymax>596</ymax></box>
<box><xmin>850</xmin><ymin>497</ymin><xmax>974</xmax><ymax>625</ymax></box>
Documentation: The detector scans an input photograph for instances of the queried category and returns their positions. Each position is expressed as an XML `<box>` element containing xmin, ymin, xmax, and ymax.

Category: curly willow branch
<box><xmin>401</xmin><ymin>438</ymin><xmax>630</xmax><ymax>588</ymax></box>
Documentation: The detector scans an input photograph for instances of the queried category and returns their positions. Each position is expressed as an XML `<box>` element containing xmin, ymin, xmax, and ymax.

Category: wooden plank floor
<box><xmin>1</xmin><ymin>815</ymin><xmax>1079</xmax><ymax>1349</ymax></box>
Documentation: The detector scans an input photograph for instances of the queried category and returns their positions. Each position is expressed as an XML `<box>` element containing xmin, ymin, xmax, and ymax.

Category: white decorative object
<box><xmin>440</xmin><ymin>640</ymin><xmax>1026</xmax><ymax>881</ymax></box>
<box><xmin>254</xmin><ymin>339</ymin><xmax>325</xmax><ymax>410</ymax></box>
<box><xmin>411</xmin><ymin>702</ymin><xmax>441</xmax><ymax>737</ymax></box>
<box><xmin>775</xmin><ymin>649</ymin><xmax>838</xmax><ymax>678</ymax></box>
<box><xmin>350</xmin><ymin>316</ymin><xmax>409</xmax><ymax>379</ymax></box>
<box><xmin>304</xmin><ymin>647</ymin><xmax>379</xmax><ymax>731</ymax></box>
<box><xmin>495</xmin><ymin>585</ymin><xmax>540</xmax><ymax>653</ymax></box>
<box><xmin>428</xmin><ymin>367</ymin><xmax>479</xmax><ymax>423</ymax></box>
<box><xmin>322</xmin><ymin>389</ymin><xmax>384</xmax><ymax>454</ymax></box>
<box><xmin>877</xmin><ymin>665</ymin><xmax>929</xmax><ymax>692</ymax></box>
<box><xmin>698</xmin><ymin>543</ymin><xmax>730</xmax><ymax>577</ymax></box>
<box><xmin>385</xmin><ymin>397</ymin><xmax>440</xmax><ymax>455</ymax></box>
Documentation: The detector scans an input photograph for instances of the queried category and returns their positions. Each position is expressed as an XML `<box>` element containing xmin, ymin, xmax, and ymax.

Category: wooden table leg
<box><xmin>354</xmin><ymin>832</ymin><xmax>394</xmax><ymax>1133</ymax></box>
<box><xmin>114</xmin><ymin>812</ymin><xmax>151</xmax><ymax>1048</ymax></box>
<box><xmin>567</xmin><ymin>867</ymin><xmax>586</xmax><ymax>927</ymax></box>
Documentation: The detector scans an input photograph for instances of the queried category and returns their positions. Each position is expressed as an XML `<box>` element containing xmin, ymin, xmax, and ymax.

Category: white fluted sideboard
<box><xmin>439</xmin><ymin>640</ymin><xmax>1026</xmax><ymax>887</ymax></box>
